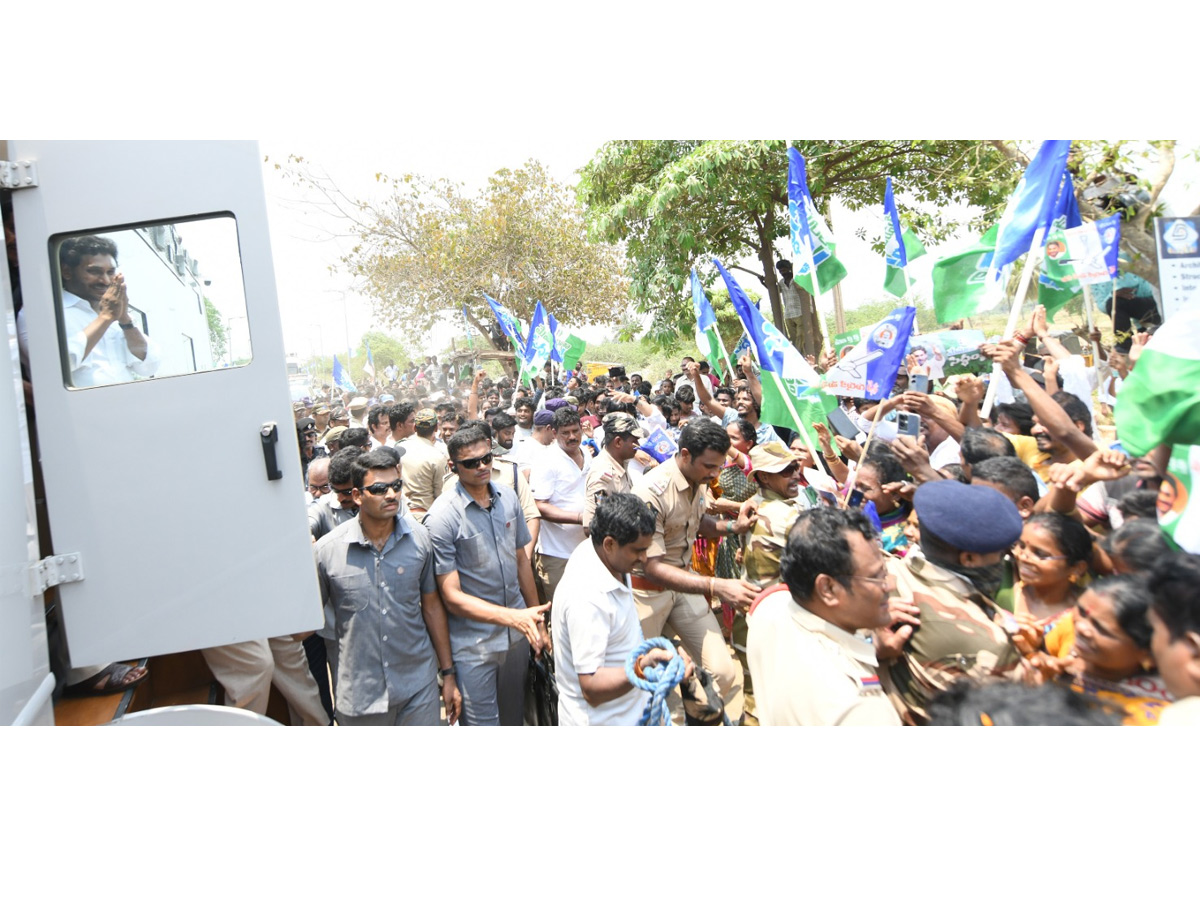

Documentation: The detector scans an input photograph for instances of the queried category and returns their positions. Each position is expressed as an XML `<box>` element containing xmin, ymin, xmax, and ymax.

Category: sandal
<box><xmin>64</xmin><ymin>662</ymin><xmax>148</xmax><ymax>697</ymax></box>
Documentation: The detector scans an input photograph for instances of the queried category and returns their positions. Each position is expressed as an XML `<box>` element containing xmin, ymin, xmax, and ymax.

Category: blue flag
<box><xmin>732</xmin><ymin>332</ymin><xmax>752</xmax><ymax>359</ymax></box>
<box><xmin>364</xmin><ymin>341</ymin><xmax>376</xmax><ymax>380</ymax></box>
<box><xmin>639</xmin><ymin>426</ymin><xmax>679</xmax><ymax>463</ymax></box>
<box><xmin>884</xmin><ymin>177</ymin><xmax>907</xmax><ymax>269</ymax></box>
<box><xmin>1098</xmin><ymin>213</ymin><xmax>1122</xmax><ymax>277</ymax></box>
<box><xmin>787</xmin><ymin>148</ymin><xmax>817</xmax><ymax>274</ymax></box>
<box><xmin>715</xmin><ymin>257</ymin><xmax>792</xmax><ymax>375</ymax></box>
<box><xmin>691</xmin><ymin>268</ymin><xmax>717</xmax><ymax>331</ymax></box>
<box><xmin>992</xmin><ymin>140</ymin><xmax>1072</xmax><ymax>272</ymax></box>
<box><xmin>484</xmin><ymin>293</ymin><xmax>525</xmax><ymax>351</ymax></box>
<box><xmin>547</xmin><ymin>313</ymin><xmax>563</xmax><ymax>364</ymax></box>
<box><xmin>332</xmin><ymin>354</ymin><xmax>355</xmax><ymax>393</ymax></box>
<box><xmin>820</xmin><ymin>306</ymin><xmax>917</xmax><ymax>400</ymax></box>
<box><xmin>521</xmin><ymin>301</ymin><xmax>554</xmax><ymax>381</ymax></box>
<box><xmin>1048</xmin><ymin>172</ymin><xmax>1083</xmax><ymax>231</ymax></box>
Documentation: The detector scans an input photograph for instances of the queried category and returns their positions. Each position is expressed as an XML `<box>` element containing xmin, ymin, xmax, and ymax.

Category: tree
<box><xmin>274</xmin><ymin>156</ymin><xmax>628</xmax><ymax>368</ymax></box>
<box><xmin>204</xmin><ymin>297</ymin><xmax>227</xmax><ymax>363</ymax></box>
<box><xmin>577</xmin><ymin>140</ymin><xmax>1011</xmax><ymax>356</ymax></box>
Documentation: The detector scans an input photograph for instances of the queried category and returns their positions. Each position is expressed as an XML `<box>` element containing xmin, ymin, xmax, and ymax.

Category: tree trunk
<box><xmin>798</xmin><ymin>289</ymin><xmax>819</xmax><ymax>359</ymax></box>
<box><xmin>757</xmin><ymin>213</ymin><xmax>786</xmax><ymax>332</ymax></box>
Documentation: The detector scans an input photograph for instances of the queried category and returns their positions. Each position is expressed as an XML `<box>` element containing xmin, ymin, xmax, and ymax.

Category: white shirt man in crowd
<box><xmin>554</xmin><ymin>492</ymin><xmax>693</xmax><ymax>726</ymax></box>
<box><xmin>530</xmin><ymin>406</ymin><xmax>591</xmax><ymax>604</ymax></box>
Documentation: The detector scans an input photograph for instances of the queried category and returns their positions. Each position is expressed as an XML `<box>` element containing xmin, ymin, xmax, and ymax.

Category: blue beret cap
<box><xmin>912</xmin><ymin>480</ymin><xmax>1023</xmax><ymax>554</ymax></box>
<box><xmin>545</xmin><ymin>398</ymin><xmax>569</xmax><ymax>411</ymax></box>
<box><xmin>533</xmin><ymin>409</ymin><xmax>555</xmax><ymax>426</ymax></box>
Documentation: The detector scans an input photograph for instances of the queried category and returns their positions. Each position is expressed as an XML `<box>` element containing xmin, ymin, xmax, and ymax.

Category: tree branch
<box><xmin>1132</xmin><ymin>141</ymin><xmax>1176</xmax><ymax>230</ymax></box>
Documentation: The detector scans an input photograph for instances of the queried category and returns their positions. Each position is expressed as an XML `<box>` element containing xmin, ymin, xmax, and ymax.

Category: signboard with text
<box><xmin>1155</xmin><ymin>217</ymin><xmax>1200</xmax><ymax>320</ymax></box>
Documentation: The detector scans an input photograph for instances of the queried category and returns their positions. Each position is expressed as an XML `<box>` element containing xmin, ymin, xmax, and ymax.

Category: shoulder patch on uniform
<box><xmin>858</xmin><ymin>674</ymin><xmax>882</xmax><ymax>695</ymax></box>
<box><xmin>599</xmin><ymin>471</ymin><xmax>613</xmax><ymax>480</ymax></box>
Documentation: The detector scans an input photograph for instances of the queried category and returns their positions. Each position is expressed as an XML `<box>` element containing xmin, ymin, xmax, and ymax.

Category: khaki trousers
<box><xmin>535</xmin><ymin>551</ymin><xmax>569</xmax><ymax>606</ymax></box>
<box><xmin>633</xmin><ymin>587</ymin><xmax>744</xmax><ymax>723</ymax></box>
<box><xmin>201</xmin><ymin>636</ymin><xmax>330</xmax><ymax>726</ymax></box>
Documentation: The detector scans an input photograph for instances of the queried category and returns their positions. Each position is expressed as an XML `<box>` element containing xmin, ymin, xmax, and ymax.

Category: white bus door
<box><xmin>10</xmin><ymin>141</ymin><xmax>323</xmax><ymax>667</ymax></box>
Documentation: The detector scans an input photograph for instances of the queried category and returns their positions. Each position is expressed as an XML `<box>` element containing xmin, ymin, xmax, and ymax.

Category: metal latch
<box><xmin>32</xmin><ymin>553</ymin><xmax>84</xmax><ymax>593</ymax></box>
<box><xmin>0</xmin><ymin>159</ymin><xmax>39</xmax><ymax>190</ymax></box>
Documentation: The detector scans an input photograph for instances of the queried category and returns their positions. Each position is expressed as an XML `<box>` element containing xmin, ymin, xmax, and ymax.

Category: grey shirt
<box><xmin>315</xmin><ymin>514</ymin><xmax>438</xmax><ymax>717</ymax></box>
<box><xmin>424</xmin><ymin>479</ymin><xmax>531</xmax><ymax>656</ymax></box>
<box><xmin>308</xmin><ymin>494</ymin><xmax>359</xmax><ymax>640</ymax></box>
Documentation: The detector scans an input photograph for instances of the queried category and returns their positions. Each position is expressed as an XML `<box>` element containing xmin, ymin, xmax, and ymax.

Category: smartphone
<box><xmin>827</xmin><ymin>407</ymin><xmax>861</xmax><ymax>440</ymax></box>
<box><xmin>896</xmin><ymin>412</ymin><xmax>921</xmax><ymax>437</ymax></box>
<box><xmin>1022</xmin><ymin>353</ymin><xmax>1045</xmax><ymax>371</ymax></box>
<box><xmin>910</xmin><ymin>374</ymin><xmax>930</xmax><ymax>394</ymax></box>
<box><xmin>847</xmin><ymin>488</ymin><xmax>865</xmax><ymax>508</ymax></box>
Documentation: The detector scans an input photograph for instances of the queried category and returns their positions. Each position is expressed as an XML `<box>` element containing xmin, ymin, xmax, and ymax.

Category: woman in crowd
<box><xmin>1049</xmin><ymin>576</ymin><xmax>1172</xmax><ymax>725</ymax></box>
<box><xmin>854</xmin><ymin>447</ymin><xmax>912</xmax><ymax>556</ymax></box>
<box><xmin>1011</xmin><ymin>513</ymin><xmax>1093</xmax><ymax>653</ymax></box>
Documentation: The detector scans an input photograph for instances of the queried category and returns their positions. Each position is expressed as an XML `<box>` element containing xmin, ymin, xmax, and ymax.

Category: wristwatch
<box><xmin>439</xmin><ymin>665</ymin><xmax>457</xmax><ymax>678</ymax></box>
<box><xmin>119</xmin><ymin>321</ymin><xmax>136</xmax><ymax>330</ymax></box>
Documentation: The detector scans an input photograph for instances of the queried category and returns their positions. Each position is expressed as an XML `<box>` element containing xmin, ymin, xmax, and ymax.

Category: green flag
<box><xmin>560</xmin><ymin>332</ymin><xmax>587</xmax><ymax>371</ymax></box>
<box><xmin>695</xmin><ymin>324</ymin><xmax>726</xmax><ymax>379</ymax></box>
<box><xmin>1037</xmin><ymin>224</ymin><xmax>1082</xmax><ymax>321</ymax></box>
<box><xmin>792</xmin><ymin>205</ymin><xmax>848</xmax><ymax>295</ymax></box>
<box><xmin>760</xmin><ymin>377</ymin><xmax>837</xmax><ymax>449</ymax></box>
<box><xmin>930</xmin><ymin>225</ymin><xmax>999</xmax><ymax>324</ymax></box>
<box><xmin>884</xmin><ymin>229</ymin><xmax>928</xmax><ymax>298</ymax></box>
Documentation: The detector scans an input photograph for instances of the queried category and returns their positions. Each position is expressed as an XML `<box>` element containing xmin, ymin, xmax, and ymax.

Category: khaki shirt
<box><xmin>881</xmin><ymin>553</ymin><xmax>1025</xmax><ymax>724</ymax></box>
<box><xmin>582</xmin><ymin>449</ymin><xmax>632</xmax><ymax>530</ymax></box>
<box><xmin>747</xmin><ymin>587</ymin><xmax>901</xmax><ymax>726</ymax></box>
<box><xmin>399</xmin><ymin>434</ymin><xmax>447</xmax><ymax>515</ymax></box>
<box><xmin>743</xmin><ymin>488</ymin><xmax>803</xmax><ymax>589</ymax></box>
<box><xmin>633</xmin><ymin>456</ymin><xmax>707</xmax><ymax>573</ymax></box>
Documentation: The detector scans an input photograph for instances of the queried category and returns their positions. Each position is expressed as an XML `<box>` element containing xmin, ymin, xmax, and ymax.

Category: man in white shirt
<box><xmin>530</xmin><ymin>406</ymin><xmax>590</xmax><ymax>604</ymax></box>
<box><xmin>33</xmin><ymin>235</ymin><xmax>161</xmax><ymax>387</ymax></box>
<box><xmin>553</xmin><ymin>492</ymin><xmax>691</xmax><ymax>725</ymax></box>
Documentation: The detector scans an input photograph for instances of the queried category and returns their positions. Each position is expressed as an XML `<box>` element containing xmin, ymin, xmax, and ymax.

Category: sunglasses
<box><xmin>455</xmin><ymin>452</ymin><xmax>493</xmax><ymax>470</ymax></box>
<box><xmin>361</xmin><ymin>479</ymin><xmax>403</xmax><ymax>496</ymax></box>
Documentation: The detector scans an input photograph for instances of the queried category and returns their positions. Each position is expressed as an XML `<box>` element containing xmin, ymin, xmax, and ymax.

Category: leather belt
<box><xmin>630</xmin><ymin>574</ymin><xmax>664</xmax><ymax>592</ymax></box>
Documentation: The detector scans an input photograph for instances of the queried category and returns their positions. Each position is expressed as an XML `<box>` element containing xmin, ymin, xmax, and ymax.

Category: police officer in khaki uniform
<box><xmin>582</xmin><ymin>412</ymin><xmax>646</xmax><ymax>533</ymax></box>
<box><xmin>881</xmin><ymin>480</ymin><xmax>1027</xmax><ymax>724</ymax></box>
<box><xmin>747</xmin><ymin>506</ymin><xmax>904</xmax><ymax>726</ymax></box>
<box><xmin>736</xmin><ymin>441</ymin><xmax>817</xmax><ymax>720</ymax></box>
<box><xmin>399</xmin><ymin>409</ymin><xmax>448</xmax><ymax>519</ymax></box>
<box><xmin>632</xmin><ymin>418</ymin><xmax>761</xmax><ymax>723</ymax></box>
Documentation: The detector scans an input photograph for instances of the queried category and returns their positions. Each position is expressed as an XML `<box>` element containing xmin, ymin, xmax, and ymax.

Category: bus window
<box><xmin>51</xmin><ymin>215</ymin><xmax>250</xmax><ymax>388</ymax></box>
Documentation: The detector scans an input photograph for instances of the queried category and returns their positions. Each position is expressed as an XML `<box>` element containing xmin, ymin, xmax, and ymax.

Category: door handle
<box><xmin>260</xmin><ymin>422</ymin><xmax>283</xmax><ymax>480</ymax></box>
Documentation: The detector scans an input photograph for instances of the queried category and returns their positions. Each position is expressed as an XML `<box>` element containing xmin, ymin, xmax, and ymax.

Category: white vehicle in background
<box><xmin>2</xmin><ymin>141</ymin><xmax>323</xmax><ymax>726</ymax></box>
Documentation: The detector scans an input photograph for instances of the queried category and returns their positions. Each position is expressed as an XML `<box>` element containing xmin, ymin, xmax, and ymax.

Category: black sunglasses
<box><xmin>455</xmin><ymin>452</ymin><xmax>493</xmax><ymax>470</ymax></box>
<box><xmin>362</xmin><ymin>479</ymin><xmax>403</xmax><ymax>496</ymax></box>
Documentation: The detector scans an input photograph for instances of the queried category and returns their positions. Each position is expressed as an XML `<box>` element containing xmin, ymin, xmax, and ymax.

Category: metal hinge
<box><xmin>32</xmin><ymin>553</ymin><xmax>84</xmax><ymax>593</ymax></box>
<box><xmin>0</xmin><ymin>159</ymin><xmax>39</xmax><ymax>190</ymax></box>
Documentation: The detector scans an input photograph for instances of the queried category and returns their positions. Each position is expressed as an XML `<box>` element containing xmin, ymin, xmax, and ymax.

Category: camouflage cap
<box><xmin>602</xmin><ymin>411</ymin><xmax>647</xmax><ymax>440</ymax></box>
<box><xmin>312</xmin><ymin>404</ymin><xmax>331</xmax><ymax>415</ymax></box>
<box><xmin>322</xmin><ymin>425</ymin><xmax>348</xmax><ymax>444</ymax></box>
<box><xmin>414</xmin><ymin>408</ymin><xmax>439</xmax><ymax>426</ymax></box>
<box><xmin>749</xmin><ymin>441</ymin><xmax>800</xmax><ymax>474</ymax></box>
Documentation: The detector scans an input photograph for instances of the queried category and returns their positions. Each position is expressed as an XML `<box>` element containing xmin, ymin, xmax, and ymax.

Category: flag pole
<box><xmin>1082</xmin><ymin>282</ymin><xmax>1101</xmax><ymax>365</ymax></box>
<box><xmin>768</xmin><ymin>369</ymin><xmax>823</xmax><ymax>471</ymax></box>
<box><xmin>980</xmin><ymin>226</ymin><xmax>1046</xmax><ymax>419</ymax></box>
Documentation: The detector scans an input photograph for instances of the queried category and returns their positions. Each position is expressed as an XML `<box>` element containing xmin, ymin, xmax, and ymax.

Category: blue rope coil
<box><xmin>626</xmin><ymin>637</ymin><xmax>686</xmax><ymax>726</ymax></box>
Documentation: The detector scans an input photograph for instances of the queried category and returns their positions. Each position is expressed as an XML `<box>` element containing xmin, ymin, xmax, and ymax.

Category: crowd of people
<box><xmin>263</xmin><ymin>306</ymin><xmax>1200</xmax><ymax>727</ymax></box>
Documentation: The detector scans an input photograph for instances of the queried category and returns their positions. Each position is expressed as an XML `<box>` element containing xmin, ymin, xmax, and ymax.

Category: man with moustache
<box><xmin>315</xmin><ymin>449</ymin><xmax>460</xmax><ymax>726</ymax></box>
<box><xmin>530</xmin><ymin>406</ymin><xmax>591</xmax><ymax>605</ymax></box>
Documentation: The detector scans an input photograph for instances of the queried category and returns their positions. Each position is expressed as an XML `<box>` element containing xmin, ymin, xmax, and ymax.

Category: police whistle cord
<box><xmin>626</xmin><ymin>637</ymin><xmax>686</xmax><ymax>726</ymax></box>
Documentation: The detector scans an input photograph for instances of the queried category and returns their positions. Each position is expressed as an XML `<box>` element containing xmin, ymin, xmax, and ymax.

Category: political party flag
<box><xmin>639</xmin><ymin>426</ymin><xmax>679</xmax><ymax>464</ymax></box>
<box><xmin>821</xmin><ymin>306</ymin><xmax>917</xmax><ymax>400</ymax></box>
<box><xmin>1159</xmin><ymin>444</ymin><xmax>1200</xmax><ymax>552</ymax></box>
<box><xmin>560</xmin><ymin>332</ymin><xmax>587</xmax><ymax>372</ymax></box>
<box><xmin>991</xmin><ymin>140</ymin><xmax>1073</xmax><ymax>275</ymax></box>
<box><xmin>714</xmin><ymin>257</ymin><xmax>831</xmax><ymax>445</ymax></box>
<box><xmin>882</xmin><ymin>177</ymin><xmax>928</xmax><ymax>298</ymax></box>
<box><xmin>1066</xmin><ymin>212</ymin><xmax>1122</xmax><ymax>284</ymax></box>
<box><xmin>520</xmin><ymin>301</ymin><xmax>554</xmax><ymax>384</ymax></box>
<box><xmin>332</xmin><ymin>354</ymin><xmax>355</xmax><ymax>393</ymax></box>
<box><xmin>732</xmin><ymin>332</ymin><xmax>752</xmax><ymax>360</ymax></box>
<box><xmin>483</xmin><ymin>293</ymin><xmax>526</xmax><ymax>354</ymax></box>
<box><xmin>363</xmin><ymin>341</ymin><xmax>376</xmax><ymax>380</ymax></box>
<box><xmin>930</xmin><ymin>226</ymin><xmax>1000</xmax><ymax>323</ymax></box>
<box><xmin>786</xmin><ymin>147</ymin><xmax>848</xmax><ymax>295</ymax></box>
<box><xmin>1113</xmin><ymin>308</ymin><xmax>1200</xmax><ymax>457</ymax></box>
<box><xmin>547</xmin><ymin>313</ymin><xmax>564</xmax><ymax>364</ymax></box>
<box><xmin>691</xmin><ymin>268</ymin><xmax>727</xmax><ymax>378</ymax></box>
<box><xmin>1037</xmin><ymin>175</ymin><xmax>1086</xmax><ymax>319</ymax></box>
<box><xmin>460</xmin><ymin>305</ymin><xmax>476</xmax><ymax>350</ymax></box>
